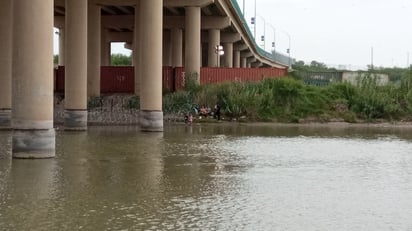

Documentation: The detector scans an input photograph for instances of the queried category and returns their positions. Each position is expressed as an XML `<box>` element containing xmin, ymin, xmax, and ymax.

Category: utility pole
<box><xmin>243</xmin><ymin>0</ymin><xmax>245</xmax><ymax>15</ymax></box>
<box><xmin>268</xmin><ymin>23</ymin><xmax>276</xmax><ymax>60</ymax></box>
<box><xmin>257</xmin><ymin>15</ymin><xmax>266</xmax><ymax>50</ymax></box>
<box><xmin>370</xmin><ymin>46</ymin><xmax>374</xmax><ymax>70</ymax></box>
<box><xmin>254</xmin><ymin>0</ymin><xmax>256</xmax><ymax>40</ymax></box>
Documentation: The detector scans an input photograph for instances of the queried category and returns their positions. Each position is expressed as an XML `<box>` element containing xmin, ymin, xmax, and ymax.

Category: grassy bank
<box><xmin>161</xmin><ymin>75</ymin><xmax>412</xmax><ymax>123</ymax></box>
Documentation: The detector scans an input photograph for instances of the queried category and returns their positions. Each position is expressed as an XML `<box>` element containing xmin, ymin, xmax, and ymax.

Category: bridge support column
<box><xmin>139</xmin><ymin>0</ymin><xmax>163</xmax><ymax>131</ymax></box>
<box><xmin>241</xmin><ymin>57</ymin><xmax>247</xmax><ymax>68</ymax></box>
<box><xmin>101</xmin><ymin>29</ymin><xmax>110</xmax><ymax>66</ymax></box>
<box><xmin>171</xmin><ymin>28</ymin><xmax>183</xmax><ymax>67</ymax></box>
<box><xmin>223</xmin><ymin>43</ymin><xmax>233</xmax><ymax>67</ymax></box>
<box><xmin>163</xmin><ymin>30</ymin><xmax>172</xmax><ymax>66</ymax></box>
<box><xmin>134</xmin><ymin>1</ymin><xmax>141</xmax><ymax>95</ymax></box>
<box><xmin>208</xmin><ymin>29</ymin><xmax>220</xmax><ymax>67</ymax></box>
<box><xmin>247</xmin><ymin>61</ymin><xmax>251</xmax><ymax>68</ymax></box>
<box><xmin>185</xmin><ymin>6</ymin><xmax>201</xmax><ymax>84</ymax></box>
<box><xmin>65</xmin><ymin>0</ymin><xmax>88</xmax><ymax>130</ymax></box>
<box><xmin>88</xmin><ymin>3</ymin><xmax>101</xmax><ymax>97</ymax></box>
<box><xmin>234</xmin><ymin>50</ymin><xmax>240</xmax><ymax>68</ymax></box>
<box><xmin>58</xmin><ymin>28</ymin><xmax>65</xmax><ymax>65</ymax></box>
<box><xmin>0</xmin><ymin>0</ymin><xmax>12</xmax><ymax>129</ymax></box>
<box><xmin>12</xmin><ymin>0</ymin><xmax>55</xmax><ymax>158</ymax></box>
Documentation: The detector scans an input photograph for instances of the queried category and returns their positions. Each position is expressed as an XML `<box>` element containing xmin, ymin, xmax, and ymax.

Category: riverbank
<box><xmin>54</xmin><ymin>92</ymin><xmax>412</xmax><ymax>128</ymax></box>
<box><xmin>239</xmin><ymin>121</ymin><xmax>412</xmax><ymax>129</ymax></box>
<box><xmin>54</xmin><ymin>94</ymin><xmax>195</xmax><ymax>125</ymax></box>
<box><xmin>54</xmin><ymin>94</ymin><xmax>140</xmax><ymax>125</ymax></box>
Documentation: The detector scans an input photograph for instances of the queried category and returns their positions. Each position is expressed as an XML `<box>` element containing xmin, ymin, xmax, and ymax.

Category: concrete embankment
<box><xmin>54</xmin><ymin>94</ymin><xmax>184</xmax><ymax>125</ymax></box>
<box><xmin>54</xmin><ymin>94</ymin><xmax>140</xmax><ymax>125</ymax></box>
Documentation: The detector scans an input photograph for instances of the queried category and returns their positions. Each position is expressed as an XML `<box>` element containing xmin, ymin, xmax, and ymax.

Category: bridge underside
<box><xmin>0</xmin><ymin>0</ymin><xmax>287</xmax><ymax>158</ymax></box>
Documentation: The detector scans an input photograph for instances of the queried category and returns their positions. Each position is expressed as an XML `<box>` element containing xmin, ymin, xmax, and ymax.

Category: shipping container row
<box><xmin>55</xmin><ymin>66</ymin><xmax>287</xmax><ymax>94</ymax></box>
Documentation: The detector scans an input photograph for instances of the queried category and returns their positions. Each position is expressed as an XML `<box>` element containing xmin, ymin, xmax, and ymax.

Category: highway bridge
<box><xmin>0</xmin><ymin>0</ymin><xmax>288</xmax><ymax>158</ymax></box>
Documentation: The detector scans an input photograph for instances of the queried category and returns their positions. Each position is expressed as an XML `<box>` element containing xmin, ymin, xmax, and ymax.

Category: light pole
<box><xmin>281</xmin><ymin>30</ymin><xmax>291</xmax><ymax>68</ymax></box>
<box><xmin>254</xmin><ymin>0</ymin><xmax>256</xmax><ymax>39</ymax></box>
<box><xmin>257</xmin><ymin>15</ymin><xmax>266</xmax><ymax>50</ymax></box>
<box><xmin>267</xmin><ymin>23</ymin><xmax>276</xmax><ymax>59</ymax></box>
<box><xmin>243</xmin><ymin>0</ymin><xmax>245</xmax><ymax>15</ymax></box>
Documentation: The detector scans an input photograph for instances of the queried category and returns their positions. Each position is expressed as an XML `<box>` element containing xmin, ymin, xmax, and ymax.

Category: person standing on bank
<box><xmin>214</xmin><ymin>104</ymin><xmax>221</xmax><ymax>120</ymax></box>
<box><xmin>188</xmin><ymin>113</ymin><xmax>193</xmax><ymax>125</ymax></box>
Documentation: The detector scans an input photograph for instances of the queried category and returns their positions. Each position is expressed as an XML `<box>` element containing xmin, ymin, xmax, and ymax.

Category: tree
<box><xmin>111</xmin><ymin>53</ymin><xmax>132</xmax><ymax>66</ymax></box>
<box><xmin>310</xmin><ymin>60</ymin><xmax>327</xmax><ymax>69</ymax></box>
<box><xmin>54</xmin><ymin>55</ymin><xmax>58</xmax><ymax>65</ymax></box>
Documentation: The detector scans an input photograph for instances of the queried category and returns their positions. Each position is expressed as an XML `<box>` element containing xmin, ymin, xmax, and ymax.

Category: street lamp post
<box><xmin>267</xmin><ymin>23</ymin><xmax>276</xmax><ymax>60</ymax></box>
<box><xmin>243</xmin><ymin>0</ymin><xmax>245</xmax><ymax>15</ymax></box>
<box><xmin>257</xmin><ymin>15</ymin><xmax>266</xmax><ymax>50</ymax></box>
<box><xmin>282</xmin><ymin>30</ymin><xmax>291</xmax><ymax>68</ymax></box>
<box><xmin>254</xmin><ymin>0</ymin><xmax>256</xmax><ymax>39</ymax></box>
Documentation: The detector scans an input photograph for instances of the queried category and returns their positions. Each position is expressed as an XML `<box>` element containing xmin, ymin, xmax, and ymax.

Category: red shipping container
<box><xmin>162</xmin><ymin>66</ymin><xmax>174</xmax><ymax>92</ymax></box>
<box><xmin>100</xmin><ymin>66</ymin><xmax>134</xmax><ymax>94</ymax></box>
<box><xmin>56</xmin><ymin>66</ymin><xmax>65</xmax><ymax>94</ymax></box>
<box><xmin>174</xmin><ymin>67</ymin><xmax>185</xmax><ymax>91</ymax></box>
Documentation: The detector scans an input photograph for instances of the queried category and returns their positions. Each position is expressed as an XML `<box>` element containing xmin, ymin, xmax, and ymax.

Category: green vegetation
<box><xmin>54</xmin><ymin>55</ymin><xmax>59</xmax><ymax>65</ymax></box>
<box><xmin>291</xmin><ymin>60</ymin><xmax>412</xmax><ymax>85</ymax></box>
<box><xmin>53</xmin><ymin>54</ymin><xmax>133</xmax><ymax>66</ymax></box>
<box><xmin>126</xmin><ymin>96</ymin><xmax>140</xmax><ymax>109</ymax></box>
<box><xmin>87</xmin><ymin>96</ymin><xmax>103</xmax><ymax>111</ymax></box>
<box><xmin>111</xmin><ymin>53</ymin><xmax>132</xmax><ymax>66</ymax></box>
<box><xmin>291</xmin><ymin>60</ymin><xmax>338</xmax><ymax>81</ymax></box>
<box><xmin>163</xmin><ymin>72</ymin><xmax>412</xmax><ymax>123</ymax></box>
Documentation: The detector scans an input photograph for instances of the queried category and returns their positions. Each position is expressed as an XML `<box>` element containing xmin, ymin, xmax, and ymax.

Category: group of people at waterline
<box><xmin>185</xmin><ymin>104</ymin><xmax>221</xmax><ymax>125</ymax></box>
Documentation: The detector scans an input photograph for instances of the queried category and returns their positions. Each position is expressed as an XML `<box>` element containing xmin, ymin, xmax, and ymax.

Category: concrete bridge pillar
<box><xmin>139</xmin><ymin>0</ymin><xmax>163</xmax><ymax>131</ymax></box>
<box><xmin>0</xmin><ymin>0</ymin><xmax>12</xmax><ymax>129</ymax></box>
<box><xmin>87</xmin><ymin>3</ymin><xmax>101</xmax><ymax>97</ymax></box>
<box><xmin>208</xmin><ymin>29</ymin><xmax>220</xmax><ymax>67</ymax></box>
<box><xmin>241</xmin><ymin>57</ymin><xmax>247</xmax><ymax>68</ymax></box>
<box><xmin>64</xmin><ymin>0</ymin><xmax>88</xmax><ymax>130</ymax></box>
<box><xmin>101</xmin><ymin>29</ymin><xmax>111</xmax><ymax>66</ymax></box>
<box><xmin>12</xmin><ymin>0</ymin><xmax>55</xmax><ymax>158</ymax></box>
<box><xmin>163</xmin><ymin>30</ymin><xmax>172</xmax><ymax>66</ymax></box>
<box><xmin>58</xmin><ymin>28</ymin><xmax>65</xmax><ymax>65</ymax></box>
<box><xmin>185</xmin><ymin>6</ymin><xmax>201</xmax><ymax>84</ymax></box>
<box><xmin>234</xmin><ymin>50</ymin><xmax>241</xmax><ymax>68</ymax></box>
<box><xmin>246</xmin><ymin>60</ymin><xmax>252</xmax><ymax>68</ymax></box>
<box><xmin>171</xmin><ymin>28</ymin><xmax>183</xmax><ymax>67</ymax></box>
<box><xmin>223</xmin><ymin>43</ymin><xmax>233</xmax><ymax>67</ymax></box>
<box><xmin>134</xmin><ymin>1</ymin><xmax>141</xmax><ymax>95</ymax></box>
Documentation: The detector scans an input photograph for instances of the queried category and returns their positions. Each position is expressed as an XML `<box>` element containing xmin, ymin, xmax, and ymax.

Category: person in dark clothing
<box><xmin>184</xmin><ymin>114</ymin><xmax>189</xmax><ymax>124</ymax></box>
<box><xmin>214</xmin><ymin>104</ymin><xmax>221</xmax><ymax>120</ymax></box>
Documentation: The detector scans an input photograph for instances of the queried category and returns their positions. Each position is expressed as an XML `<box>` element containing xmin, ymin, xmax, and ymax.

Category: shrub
<box><xmin>126</xmin><ymin>96</ymin><xmax>140</xmax><ymax>109</ymax></box>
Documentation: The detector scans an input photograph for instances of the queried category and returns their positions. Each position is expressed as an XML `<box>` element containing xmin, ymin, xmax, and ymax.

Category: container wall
<box><xmin>174</xmin><ymin>67</ymin><xmax>185</xmax><ymax>91</ymax></box>
<box><xmin>200</xmin><ymin>67</ymin><xmax>286</xmax><ymax>85</ymax></box>
<box><xmin>54</xmin><ymin>66</ymin><xmax>288</xmax><ymax>94</ymax></box>
<box><xmin>100</xmin><ymin>66</ymin><xmax>134</xmax><ymax>93</ymax></box>
<box><xmin>56</xmin><ymin>66</ymin><xmax>65</xmax><ymax>94</ymax></box>
<box><xmin>162</xmin><ymin>66</ymin><xmax>174</xmax><ymax>92</ymax></box>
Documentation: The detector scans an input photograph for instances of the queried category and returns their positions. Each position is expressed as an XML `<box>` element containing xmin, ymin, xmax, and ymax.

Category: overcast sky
<box><xmin>238</xmin><ymin>0</ymin><xmax>412</xmax><ymax>68</ymax></box>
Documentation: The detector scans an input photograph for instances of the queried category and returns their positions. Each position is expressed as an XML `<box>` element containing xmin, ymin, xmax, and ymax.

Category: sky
<box><xmin>238</xmin><ymin>0</ymin><xmax>412</xmax><ymax>69</ymax></box>
<box><xmin>54</xmin><ymin>0</ymin><xmax>412</xmax><ymax>69</ymax></box>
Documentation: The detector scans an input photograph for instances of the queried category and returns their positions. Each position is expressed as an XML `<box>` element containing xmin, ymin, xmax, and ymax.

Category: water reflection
<box><xmin>1</xmin><ymin>124</ymin><xmax>412</xmax><ymax>230</ymax></box>
<box><xmin>172</xmin><ymin>123</ymin><xmax>412</xmax><ymax>140</ymax></box>
<box><xmin>0</xmin><ymin>131</ymin><xmax>11</xmax><ymax>159</ymax></box>
<box><xmin>1</xmin><ymin>159</ymin><xmax>58</xmax><ymax>230</ymax></box>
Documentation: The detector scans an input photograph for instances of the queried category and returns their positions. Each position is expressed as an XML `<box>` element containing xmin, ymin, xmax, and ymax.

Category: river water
<box><xmin>1</xmin><ymin>124</ymin><xmax>412</xmax><ymax>230</ymax></box>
